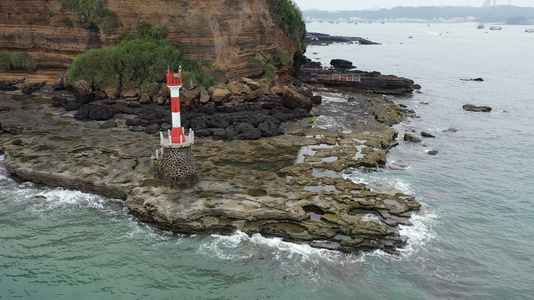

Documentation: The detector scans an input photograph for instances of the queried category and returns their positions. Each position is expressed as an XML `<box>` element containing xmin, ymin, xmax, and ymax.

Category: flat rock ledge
<box><xmin>0</xmin><ymin>91</ymin><xmax>422</xmax><ymax>255</ymax></box>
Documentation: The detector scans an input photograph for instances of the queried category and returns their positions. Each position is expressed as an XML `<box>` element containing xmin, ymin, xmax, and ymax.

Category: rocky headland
<box><xmin>0</xmin><ymin>72</ymin><xmax>423</xmax><ymax>255</ymax></box>
<box><xmin>1</xmin><ymin>0</ymin><xmax>423</xmax><ymax>255</ymax></box>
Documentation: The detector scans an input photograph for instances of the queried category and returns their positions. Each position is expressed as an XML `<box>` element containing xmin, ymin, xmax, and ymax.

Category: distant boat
<box><xmin>477</xmin><ymin>24</ymin><xmax>485</xmax><ymax>29</ymax></box>
<box><xmin>489</xmin><ymin>26</ymin><xmax>502</xmax><ymax>30</ymax></box>
<box><xmin>526</xmin><ymin>29</ymin><xmax>534</xmax><ymax>33</ymax></box>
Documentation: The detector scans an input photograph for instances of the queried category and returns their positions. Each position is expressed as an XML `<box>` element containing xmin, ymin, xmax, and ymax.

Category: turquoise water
<box><xmin>2</xmin><ymin>22</ymin><xmax>534</xmax><ymax>299</ymax></box>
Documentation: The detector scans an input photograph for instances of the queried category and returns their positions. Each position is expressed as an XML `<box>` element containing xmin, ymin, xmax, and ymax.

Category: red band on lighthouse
<box><xmin>171</xmin><ymin>97</ymin><xmax>180</xmax><ymax>113</ymax></box>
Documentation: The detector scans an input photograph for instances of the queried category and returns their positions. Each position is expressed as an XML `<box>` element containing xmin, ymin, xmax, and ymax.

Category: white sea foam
<box><xmin>400</xmin><ymin>209</ymin><xmax>436</xmax><ymax>249</ymax></box>
<box><xmin>199</xmin><ymin>230</ymin><xmax>364</xmax><ymax>268</ymax></box>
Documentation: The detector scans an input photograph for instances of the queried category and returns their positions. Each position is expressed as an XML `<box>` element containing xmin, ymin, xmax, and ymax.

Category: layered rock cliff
<box><xmin>0</xmin><ymin>0</ymin><xmax>301</xmax><ymax>80</ymax></box>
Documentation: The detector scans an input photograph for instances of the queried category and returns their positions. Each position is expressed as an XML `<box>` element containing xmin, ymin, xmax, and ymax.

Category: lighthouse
<box><xmin>161</xmin><ymin>66</ymin><xmax>194</xmax><ymax>147</ymax></box>
<box><xmin>151</xmin><ymin>66</ymin><xmax>198</xmax><ymax>188</ymax></box>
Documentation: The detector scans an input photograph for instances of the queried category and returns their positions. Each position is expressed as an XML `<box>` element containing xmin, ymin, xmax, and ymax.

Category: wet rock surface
<box><xmin>463</xmin><ymin>104</ymin><xmax>492</xmax><ymax>112</ymax></box>
<box><xmin>0</xmin><ymin>89</ymin><xmax>422</xmax><ymax>255</ymax></box>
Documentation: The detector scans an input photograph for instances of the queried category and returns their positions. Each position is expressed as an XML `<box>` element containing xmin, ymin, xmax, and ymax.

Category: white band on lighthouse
<box><xmin>172</xmin><ymin>112</ymin><xmax>181</xmax><ymax>128</ymax></box>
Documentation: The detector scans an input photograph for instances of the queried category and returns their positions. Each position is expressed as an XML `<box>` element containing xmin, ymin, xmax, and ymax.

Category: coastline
<box><xmin>0</xmin><ymin>76</ymin><xmax>422</xmax><ymax>255</ymax></box>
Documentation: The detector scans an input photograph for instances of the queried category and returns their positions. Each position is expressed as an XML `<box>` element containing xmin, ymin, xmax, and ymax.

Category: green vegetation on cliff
<box><xmin>60</xmin><ymin>0</ymin><xmax>116</xmax><ymax>35</ymax></box>
<box><xmin>67</xmin><ymin>22</ymin><xmax>215</xmax><ymax>92</ymax></box>
<box><xmin>268</xmin><ymin>0</ymin><xmax>307</xmax><ymax>53</ymax></box>
<box><xmin>0</xmin><ymin>52</ymin><xmax>38</xmax><ymax>71</ymax></box>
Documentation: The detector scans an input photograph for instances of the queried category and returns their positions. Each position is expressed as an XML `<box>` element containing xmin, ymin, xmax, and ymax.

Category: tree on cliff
<box><xmin>60</xmin><ymin>0</ymin><xmax>116</xmax><ymax>35</ymax></box>
<box><xmin>268</xmin><ymin>0</ymin><xmax>307</xmax><ymax>53</ymax></box>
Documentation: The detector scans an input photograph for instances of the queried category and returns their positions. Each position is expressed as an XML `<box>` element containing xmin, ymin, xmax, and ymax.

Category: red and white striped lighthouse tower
<box><xmin>152</xmin><ymin>66</ymin><xmax>197</xmax><ymax>188</ymax></box>
<box><xmin>161</xmin><ymin>66</ymin><xmax>194</xmax><ymax>147</ymax></box>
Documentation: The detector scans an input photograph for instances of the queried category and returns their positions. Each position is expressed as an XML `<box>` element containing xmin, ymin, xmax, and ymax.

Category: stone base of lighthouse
<box><xmin>152</xmin><ymin>146</ymin><xmax>198</xmax><ymax>188</ymax></box>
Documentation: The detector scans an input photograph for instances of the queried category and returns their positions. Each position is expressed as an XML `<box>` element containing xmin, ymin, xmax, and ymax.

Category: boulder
<box><xmin>199</xmin><ymin>90</ymin><xmax>211</xmax><ymax>104</ymax></box>
<box><xmin>330</xmin><ymin>59</ymin><xmax>354</xmax><ymax>69</ymax></box>
<box><xmin>102</xmin><ymin>78</ymin><xmax>120</xmax><ymax>99</ymax></box>
<box><xmin>234</xmin><ymin>122</ymin><xmax>261</xmax><ymax>140</ymax></box>
<box><xmin>51</xmin><ymin>97</ymin><xmax>68</xmax><ymax>108</ymax></box>
<box><xmin>208</xmin><ymin>87</ymin><xmax>231</xmax><ymax>103</ymax></box>
<box><xmin>63</xmin><ymin>100</ymin><xmax>82</xmax><ymax>111</ymax></box>
<box><xmin>303</xmin><ymin>59</ymin><xmax>322</xmax><ymax>69</ymax></box>
<box><xmin>139</xmin><ymin>93</ymin><xmax>152</xmax><ymax>104</ymax></box>
<box><xmin>182</xmin><ymin>75</ymin><xmax>198</xmax><ymax>91</ymax></box>
<box><xmin>52</xmin><ymin>73</ymin><xmax>68</xmax><ymax>90</ymax></box>
<box><xmin>101</xmin><ymin>121</ymin><xmax>118</xmax><ymax>129</ymax></box>
<box><xmin>427</xmin><ymin>150</ymin><xmax>439</xmax><ymax>155</ymax></box>
<box><xmin>72</xmin><ymin>80</ymin><xmax>93</xmax><ymax>103</ymax></box>
<box><xmin>74</xmin><ymin>105</ymin><xmax>115</xmax><ymax>121</ymax></box>
<box><xmin>182</xmin><ymin>90</ymin><xmax>199</xmax><ymax>110</ymax></box>
<box><xmin>208</xmin><ymin>115</ymin><xmax>231</xmax><ymax>129</ymax></box>
<box><xmin>461</xmin><ymin>78</ymin><xmax>484</xmax><ymax>81</ymax></box>
<box><xmin>421</xmin><ymin>131</ymin><xmax>435</xmax><ymax>138</ymax></box>
<box><xmin>258</xmin><ymin>120</ymin><xmax>283</xmax><ymax>137</ymax></box>
<box><xmin>281</xmin><ymin>89</ymin><xmax>313</xmax><ymax>112</ymax></box>
<box><xmin>242</xmin><ymin>77</ymin><xmax>261</xmax><ymax>90</ymax></box>
<box><xmin>0</xmin><ymin>80</ymin><xmax>18</xmax><ymax>91</ymax></box>
<box><xmin>404</xmin><ymin>133</ymin><xmax>421</xmax><ymax>143</ymax></box>
<box><xmin>228</xmin><ymin>81</ymin><xmax>251</xmax><ymax>95</ymax></box>
<box><xmin>463</xmin><ymin>104</ymin><xmax>492</xmax><ymax>112</ymax></box>
<box><xmin>311</xmin><ymin>95</ymin><xmax>322</xmax><ymax>105</ymax></box>
<box><xmin>120</xmin><ymin>88</ymin><xmax>138</xmax><ymax>98</ymax></box>
<box><xmin>145</xmin><ymin>123</ymin><xmax>160</xmax><ymax>134</ymax></box>
<box><xmin>296</xmin><ymin>86</ymin><xmax>313</xmax><ymax>98</ymax></box>
<box><xmin>21</xmin><ymin>81</ymin><xmax>46</xmax><ymax>94</ymax></box>
<box><xmin>244</xmin><ymin>89</ymin><xmax>264</xmax><ymax>102</ymax></box>
<box><xmin>125</xmin><ymin>118</ymin><xmax>142</xmax><ymax>127</ymax></box>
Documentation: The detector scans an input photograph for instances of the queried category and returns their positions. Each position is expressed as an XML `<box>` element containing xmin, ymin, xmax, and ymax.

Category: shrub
<box><xmin>60</xmin><ymin>0</ymin><xmax>117</xmax><ymax>35</ymax></box>
<box><xmin>267</xmin><ymin>0</ymin><xmax>307</xmax><ymax>53</ymax></box>
<box><xmin>0</xmin><ymin>52</ymin><xmax>38</xmax><ymax>71</ymax></box>
<box><xmin>136</xmin><ymin>21</ymin><xmax>168</xmax><ymax>40</ymax></box>
<box><xmin>271</xmin><ymin>48</ymin><xmax>293</xmax><ymax>66</ymax></box>
<box><xmin>66</xmin><ymin>23</ymin><xmax>215</xmax><ymax>92</ymax></box>
<box><xmin>263</xmin><ymin>63</ymin><xmax>277</xmax><ymax>80</ymax></box>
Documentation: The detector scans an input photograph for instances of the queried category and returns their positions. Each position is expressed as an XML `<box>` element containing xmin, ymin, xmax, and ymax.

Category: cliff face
<box><xmin>0</xmin><ymin>0</ymin><xmax>300</xmax><ymax>80</ymax></box>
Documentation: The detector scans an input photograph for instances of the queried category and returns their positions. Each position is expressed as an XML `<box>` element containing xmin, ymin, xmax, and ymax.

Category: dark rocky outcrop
<box><xmin>330</xmin><ymin>59</ymin><xmax>354</xmax><ymax>69</ymax></box>
<box><xmin>404</xmin><ymin>133</ymin><xmax>422</xmax><ymax>143</ymax></box>
<box><xmin>461</xmin><ymin>78</ymin><xmax>484</xmax><ymax>81</ymax></box>
<box><xmin>282</xmin><ymin>89</ymin><xmax>313</xmax><ymax>112</ymax></box>
<box><xmin>305</xmin><ymin>32</ymin><xmax>380</xmax><ymax>46</ymax></box>
<box><xmin>0</xmin><ymin>78</ymin><xmax>24</xmax><ymax>91</ymax></box>
<box><xmin>21</xmin><ymin>81</ymin><xmax>46</xmax><ymax>94</ymax></box>
<box><xmin>300</xmin><ymin>69</ymin><xmax>416</xmax><ymax>95</ymax></box>
<box><xmin>421</xmin><ymin>131</ymin><xmax>436</xmax><ymax>138</ymax></box>
<box><xmin>74</xmin><ymin>104</ymin><xmax>115</xmax><ymax>120</ymax></box>
<box><xmin>463</xmin><ymin>104</ymin><xmax>492</xmax><ymax>112</ymax></box>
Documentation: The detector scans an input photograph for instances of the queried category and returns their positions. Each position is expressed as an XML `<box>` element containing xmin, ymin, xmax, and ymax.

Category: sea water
<box><xmin>2</xmin><ymin>22</ymin><xmax>534</xmax><ymax>299</ymax></box>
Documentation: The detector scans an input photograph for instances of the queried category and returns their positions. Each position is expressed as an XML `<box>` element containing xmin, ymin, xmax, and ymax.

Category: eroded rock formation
<box><xmin>0</xmin><ymin>0</ymin><xmax>301</xmax><ymax>80</ymax></box>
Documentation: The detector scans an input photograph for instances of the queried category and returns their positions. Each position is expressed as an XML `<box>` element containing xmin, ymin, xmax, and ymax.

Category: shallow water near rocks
<box><xmin>2</xmin><ymin>22</ymin><xmax>534</xmax><ymax>299</ymax></box>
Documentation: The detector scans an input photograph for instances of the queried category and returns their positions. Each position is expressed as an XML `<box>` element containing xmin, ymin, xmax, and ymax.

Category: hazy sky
<box><xmin>292</xmin><ymin>0</ymin><xmax>534</xmax><ymax>11</ymax></box>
